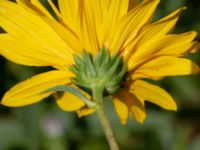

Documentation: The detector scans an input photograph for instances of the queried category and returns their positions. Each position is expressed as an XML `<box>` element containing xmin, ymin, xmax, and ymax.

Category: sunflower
<box><xmin>0</xmin><ymin>0</ymin><xmax>199</xmax><ymax>126</ymax></box>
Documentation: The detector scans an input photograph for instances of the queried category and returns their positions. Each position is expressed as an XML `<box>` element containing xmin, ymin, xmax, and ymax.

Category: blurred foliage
<box><xmin>0</xmin><ymin>0</ymin><xmax>200</xmax><ymax>150</ymax></box>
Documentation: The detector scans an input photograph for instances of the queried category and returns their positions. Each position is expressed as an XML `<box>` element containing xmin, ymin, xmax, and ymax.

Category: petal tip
<box><xmin>167</xmin><ymin>100</ymin><xmax>177</xmax><ymax>111</ymax></box>
<box><xmin>137</xmin><ymin>119</ymin><xmax>145</xmax><ymax>124</ymax></box>
<box><xmin>191</xmin><ymin>41</ymin><xmax>200</xmax><ymax>53</ymax></box>
<box><xmin>120</xmin><ymin>118</ymin><xmax>128</xmax><ymax>125</ymax></box>
<box><xmin>172</xmin><ymin>104</ymin><xmax>178</xmax><ymax>111</ymax></box>
<box><xmin>191</xmin><ymin>63</ymin><xmax>200</xmax><ymax>74</ymax></box>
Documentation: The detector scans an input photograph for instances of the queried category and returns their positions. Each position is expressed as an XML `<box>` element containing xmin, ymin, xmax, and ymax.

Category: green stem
<box><xmin>93</xmin><ymin>86</ymin><xmax>119</xmax><ymax>150</ymax></box>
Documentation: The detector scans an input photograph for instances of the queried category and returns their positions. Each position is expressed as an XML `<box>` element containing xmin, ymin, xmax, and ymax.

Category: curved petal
<box><xmin>113</xmin><ymin>93</ymin><xmax>129</xmax><ymax>124</ymax></box>
<box><xmin>129</xmin><ymin>80</ymin><xmax>177</xmax><ymax>110</ymax></box>
<box><xmin>17</xmin><ymin>0</ymin><xmax>62</xmax><ymax>21</ymax></box>
<box><xmin>122</xmin><ymin>7</ymin><xmax>186</xmax><ymax>60</ymax></box>
<box><xmin>76</xmin><ymin>107</ymin><xmax>96</xmax><ymax>118</ymax></box>
<box><xmin>128</xmin><ymin>0</ymin><xmax>139</xmax><ymax>10</ymax></box>
<box><xmin>191</xmin><ymin>41</ymin><xmax>200</xmax><ymax>53</ymax></box>
<box><xmin>1</xmin><ymin>70</ymin><xmax>73</xmax><ymax>107</ymax></box>
<box><xmin>109</xmin><ymin>0</ymin><xmax>159</xmax><ymax>53</ymax></box>
<box><xmin>56</xmin><ymin>92</ymin><xmax>85</xmax><ymax>112</ymax></box>
<box><xmin>113</xmin><ymin>90</ymin><xmax>146</xmax><ymax>124</ymax></box>
<box><xmin>58</xmin><ymin>0</ymin><xmax>79</xmax><ymax>32</ymax></box>
<box><xmin>30</xmin><ymin>0</ymin><xmax>54</xmax><ymax>19</ymax></box>
<box><xmin>41</xmin><ymin>17</ymin><xmax>82</xmax><ymax>54</ymax></box>
<box><xmin>137</xmin><ymin>7</ymin><xmax>186</xmax><ymax>45</ymax></box>
<box><xmin>79</xmin><ymin>0</ymin><xmax>99</xmax><ymax>54</ymax></box>
<box><xmin>131</xmin><ymin>56</ymin><xmax>199</xmax><ymax>79</ymax></box>
<box><xmin>58</xmin><ymin>0</ymin><xmax>99</xmax><ymax>53</ymax></box>
<box><xmin>0</xmin><ymin>1</ymin><xmax>74</xmax><ymax>69</ymax></box>
<box><xmin>77</xmin><ymin>0</ymin><xmax>129</xmax><ymax>54</ymax></box>
<box><xmin>0</xmin><ymin>34</ymin><xmax>71</xmax><ymax>68</ymax></box>
<box><xmin>153</xmin><ymin>32</ymin><xmax>198</xmax><ymax>55</ymax></box>
<box><xmin>97</xmin><ymin>0</ymin><xmax>129</xmax><ymax>48</ymax></box>
<box><xmin>128</xmin><ymin>31</ymin><xmax>198</xmax><ymax>69</ymax></box>
<box><xmin>126</xmin><ymin>94</ymin><xmax>146</xmax><ymax>124</ymax></box>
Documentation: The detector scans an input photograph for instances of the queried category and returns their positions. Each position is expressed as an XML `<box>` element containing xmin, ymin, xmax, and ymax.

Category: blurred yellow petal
<box><xmin>0</xmin><ymin>34</ymin><xmax>72</xmax><ymax>69</ymax></box>
<box><xmin>41</xmin><ymin>17</ymin><xmax>82</xmax><ymax>54</ymax></box>
<box><xmin>113</xmin><ymin>92</ymin><xmax>129</xmax><ymax>124</ymax></box>
<box><xmin>155</xmin><ymin>32</ymin><xmax>198</xmax><ymax>55</ymax></box>
<box><xmin>128</xmin><ymin>31</ymin><xmax>198</xmax><ymax>69</ymax></box>
<box><xmin>132</xmin><ymin>56</ymin><xmax>199</xmax><ymax>79</ymax></box>
<box><xmin>78</xmin><ymin>0</ymin><xmax>129</xmax><ymax>54</ymax></box>
<box><xmin>126</xmin><ymin>94</ymin><xmax>146</xmax><ymax>124</ymax></box>
<box><xmin>128</xmin><ymin>0</ymin><xmax>139</xmax><ymax>10</ymax></box>
<box><xmin>77</xmin><ymin>107</ymin><xmax>96</xmax><ymax>118</ymax></box>
<box><xmin>47</xmin><ymin>0</ymin><xmax>61</xmax><ymax>19</ymax></box>
<box><xmin>123</xmin><ymin>7</ymin><xmax>186</xmax><ymax>60</ymax></box>
<box><xmin>1</xmin><ymin>70</ymin><xmax>73</xmax><ymax>107</ymax></box>
<box><xmin>0</xmin><ymin>1</ymin><xmax>74</xmax><ymax>68</ymax></box>
<box><xmin>16</xmin><ymin>0</ymin><xmax>41</xmax><ymax>13</ymax></box>
<box><xmin>56</xmin><ymin>92</ymin><xmax>85</xmax><ymax>112</ymax></box>
<box><xmin>58</xmin><ymin>0</ymin><xmax>79</xmax><ymax>32</ymax></box>
<box><xmin>191</xmin><ymin>41</ymin><xmax>200</xmax><ymax>53</ymax></box>
<box><xmin>17</xmin><ymin>0</ymin><xmax>60</xmax><ymax>20</ymax></box>
<box><xmin>96</xmin><ymin>0</ymin><xmax>129</xmax><ymax>48</ymax></box>
<box><xmin>30</xmin><ymin>0</ymin><xmax>53</xmax><ymax>18</ymax></box>
<box><xmin>80</xmin><ymin>1</ymin><xmax>99</xmax><ymax>54</ymax></box>
<box><xmin>129</xmin><ymin>80</ymin><xmax>177</xmax><ymax>110</ymax></box>
<box><xmin>113</xmin><ymin>90</ymin><xmax>146</xmax><ymax>124</ymax></box>
<box><xmin>137</xmin><ymin>7</ymin><xmax>186</xmax><ymax>45</ymax></box>
<box><xmin>109</xmin><ymin>0</ymin><xmax>159</xmax><ymax>53</ymax></box>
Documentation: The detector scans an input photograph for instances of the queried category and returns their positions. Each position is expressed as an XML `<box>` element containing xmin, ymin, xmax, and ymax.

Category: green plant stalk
<box><xmin>93</xmin><ymin>86</ymin><xmax>119</xmax><ymax>150</ymax></box>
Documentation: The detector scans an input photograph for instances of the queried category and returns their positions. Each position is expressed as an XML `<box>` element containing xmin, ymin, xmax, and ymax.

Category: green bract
<box><xmin>70</xmin><ymin>49</ymin><xmax>128</xmax><ymax>96</ymax></box>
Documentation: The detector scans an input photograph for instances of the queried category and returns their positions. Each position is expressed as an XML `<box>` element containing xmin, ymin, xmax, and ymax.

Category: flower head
<box><xmin>0</xmin><ymin>0</ymin><xmax>199</xmax><ymax>124</ymax></box>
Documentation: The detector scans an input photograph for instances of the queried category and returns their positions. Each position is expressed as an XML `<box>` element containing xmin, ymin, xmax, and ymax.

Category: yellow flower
<box><xmin>0</xmin><ymin>0</ymin><xmax>199</xmax><ymax>125</ymax></box>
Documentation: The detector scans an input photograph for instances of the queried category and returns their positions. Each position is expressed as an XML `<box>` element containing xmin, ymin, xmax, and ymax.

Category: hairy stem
<box><xmin>93</xmin><ymin>86</ymin><xmax>119</xmax><ymax>150</ymax></box>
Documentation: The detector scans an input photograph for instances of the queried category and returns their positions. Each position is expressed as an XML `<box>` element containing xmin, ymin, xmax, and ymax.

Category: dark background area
<box><xmin>0</xmin><ymin>0</ymin><xmax>200</xmax><ymax>150</ymax></box>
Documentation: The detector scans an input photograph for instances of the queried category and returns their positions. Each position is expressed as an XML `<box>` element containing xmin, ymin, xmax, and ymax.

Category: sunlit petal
<box><xmin>56</xmin><ymin>92</ymin><xmax>85</xmax><ymax>112</ymax></box>
<box><xmin>129</xmin><ymin>80</ymin><xmax>177</xmax><ymax>110</ymax></box>
<box><xmin>1</xmin><ymin>70</ymin><xmax>73</xmax><ymax>107</ymax></box>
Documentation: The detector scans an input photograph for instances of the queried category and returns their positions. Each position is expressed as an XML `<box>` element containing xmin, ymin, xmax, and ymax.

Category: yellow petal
<box><xmin>77</xmin><ymin>107</ymin><xmax>96</xmax><ymax>118</ymax></box>
<box><xmin>0</xmin><ymin>1</ymin><xmax>74</xmax><ymax>68</ymax></box>
<box><xmin>77</xmin><ymin>0</ymin><xmax>130</xmax><ymax>54</ymax></box>
<box><xmin>137</xmin><ymin>7</ymin><xmax>186</xmax><ymax>45</ymax></box>
<box><xmin>155</xmin><ymin>32</ymin><xmax>198</xmax><ymax>55</ymax></box>
<box><xmin>58</xmin><ymin>0</ymin><xmax>79</xmax><ymax>32</ymax></box>
<box><xmin>16</xmin><ymin>0</ymin><xmax>51</xmax><ymax>18</ymax></box>
<box><xmin>100</xmin><ymin>0</ymin><xmax>129</xmax><ymax>18</ymax></box>
<box><xmin>128</xmin><ymin>31</ymin><xmax>198</xmax><ymax>69</ymax></box>
<box><xmin>1</xmin><ymin>70</ymin><xmax>73</xmax><ymax>107</ymax></box>
<box><xmin>30</xmin><ymin>0</ymin><xmax>54</xmax><ymax>19</ymax></box>
<box><xmin>97</xmin><ymin>0</ymin><xmax>129</xmax><ymax>48</ymax></box>
<box><xmin>41</xmin><ymin>17</ymin><xmax>82</xmax><ymax>54</ymax></box>
<box><xmin>47</xmin><ymin>0</ymin><xmax>61</xmax><ymax>19</ymax></box>
<box><xmin>129</xmin><ymin>80</ymin><xmax>177</xmax><ymax>110</ymax></box>
<box><xmin>128</xmin><ymin>0</ymin><xmax>140</xmax><ymax>10</ymax></box>
<box><xmin>113</xmin><ymin>90</ymin><xmax>146</xmax><ymax>124</ymax></box>
<box><xmin>0</xmin><ymin>34</ymin><xmax>71</xmax><ymax>68</ymax></box>
<box><xmin>122</xmin><ymin>7</ymin><xmax>186</xmax><ymax>60</ymax></box>
<box><xmin>191</xmin><ymin>41</ymin><xmax>200</xmax><ymax>53</ymax></box>
<box><xmin>126</xmin><ymin>94</ymin><xmax>146</xmax><ymax>124</ymax></box>
<box><xmin>109</xmin><ymin>0</ymin><xmax>159</xmax><ymax>53</ymax></box>
<box><xmin>132</xmin><ymin>56</ymin><xmax>199</xmax><ymax>79</ymax></box>
<box><xmin>79</xmin><ymin>1</ymin><xmax>99</xmax><ymax>54</ymax></box>
<box><xmin>56</xmin><ymin>92</ymin><xmax>85</xmax><ymax>112</ymax></box>
<box><xmin>113</xmin><ymin>92</ymin><xmax>129</xmax><ymax>124</ymax></box>
<box><xmin>17</xmin><ymin>0</ymin><xmax>54</xmax><ymax>19</ymax></box>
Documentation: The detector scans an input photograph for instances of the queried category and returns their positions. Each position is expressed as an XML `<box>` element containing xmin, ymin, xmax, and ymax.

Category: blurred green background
<box><xmin>0</xmin><ymin>0</ymin><xmax>200</xmax><ymax>150</ymax></box>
